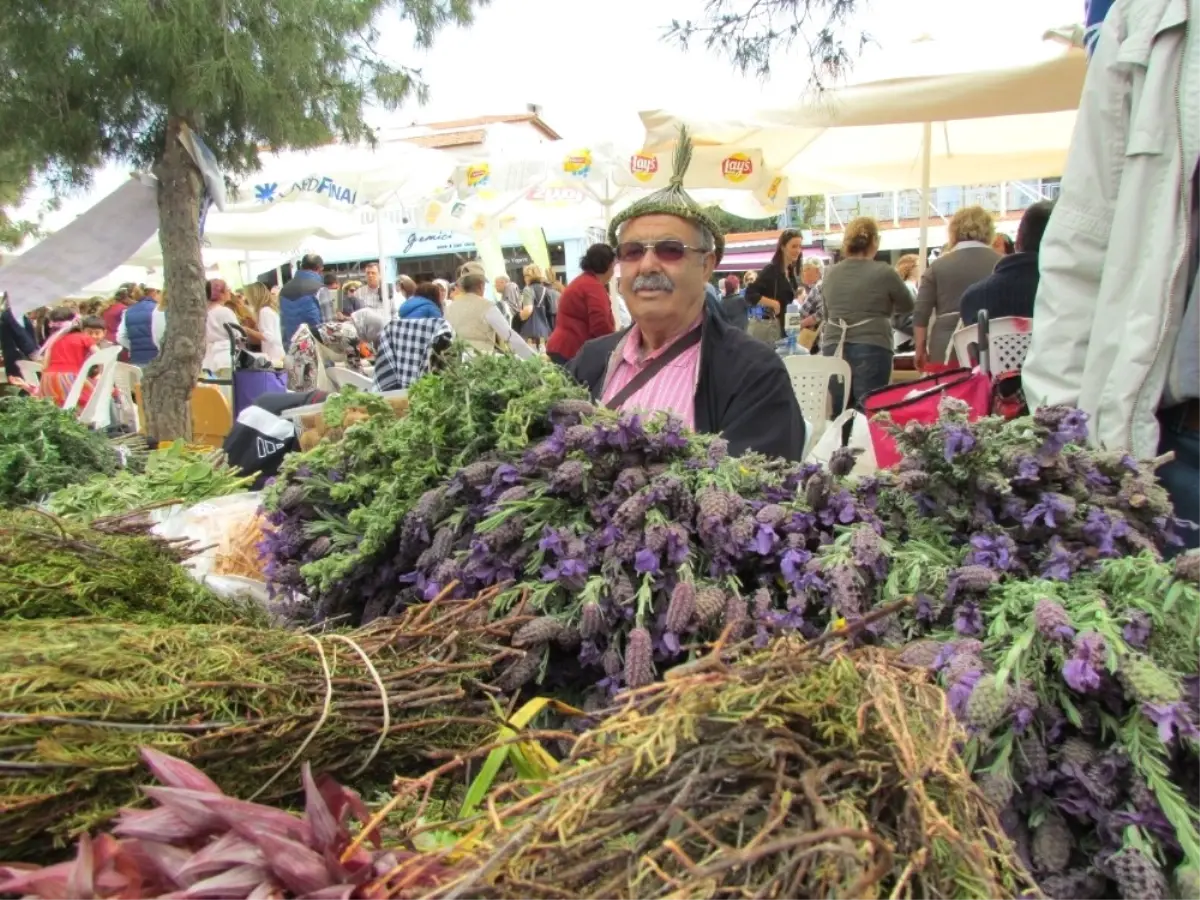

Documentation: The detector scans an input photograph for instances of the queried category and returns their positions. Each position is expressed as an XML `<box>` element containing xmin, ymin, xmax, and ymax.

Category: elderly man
<box><xmin>568</xmin><ymin>136</ymin><xmax>806</xmax><ymax>461</ymax></box>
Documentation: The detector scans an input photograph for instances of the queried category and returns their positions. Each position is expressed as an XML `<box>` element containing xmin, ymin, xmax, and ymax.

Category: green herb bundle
<box><xmin>0</xmin><ymin>593</ymin><xmax>520</xmax><ymax>858</ymax></box>
<box><xmin>0</xmin><ymin>396</ymin><xmax>119</xmax><ymax>507</ymax></box>
<box><xmin>0</xmin><ymin>508</ymin><xmax>263</xmax><ymax>626</ymax></box>
<box><xmin>46</xmin><ymin>443</ymin><xmax>253</xmax><ymax>521</ymax></box>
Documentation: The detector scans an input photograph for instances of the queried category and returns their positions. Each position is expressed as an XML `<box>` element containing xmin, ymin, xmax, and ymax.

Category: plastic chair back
<box><xmin>950</xmin><ymin>324</ymin><xmax>980</xmax><ymax>367</ymax></box>
<box><xmin>783</xmin><ymin>355</ymin><xmax>852</xmax><ymax>448</ymax></box>
<box><xmin>113</xmin><ymin>363</ymin><xmax>144</xmax><ymax>432</ymax></box>
<box><xmin>61</xmin><ymin>344</ymin><xmax>123</xmax><ymax>419</ymax></box>
<box><xmin>987</xmin><ymin>317</ymin><xmax>1034</xmax><ymax>373</ymax></box>
<box><xmin>16</xmin><ymin>359</ymin><xmax>42</xmax><ymax>385</ymax></box>
<box><xmin>190</xmin><ymin>383</ymin><xmax>233</xmax><ymax>448</ymax></box>
<box><xmin>327</xmin><ymin>366</ymin><xmax>373</xmax><ymax>391</ymax></box>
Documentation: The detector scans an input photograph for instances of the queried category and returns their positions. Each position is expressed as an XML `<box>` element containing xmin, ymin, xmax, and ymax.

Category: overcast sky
<box><xmin>372</xmin><ymin>0</ymin><xmax>1082</xmax><ymax>142</ymax></box>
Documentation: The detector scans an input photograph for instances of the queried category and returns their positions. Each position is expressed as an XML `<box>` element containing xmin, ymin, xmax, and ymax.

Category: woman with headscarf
<box><xmin>374</xmin><ymin>284</ymin><xmax>455</xmax><ymax>392</ymax></box>
<box><xmin>350</xmin><ymin>308</ymin><xmax>387</xmax><ymax>356</ymax></box>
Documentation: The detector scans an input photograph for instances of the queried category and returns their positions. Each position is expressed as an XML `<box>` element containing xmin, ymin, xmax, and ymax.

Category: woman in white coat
<box><xmin>1022</xmin><ymin>0</ymin><xmax>1197</xmax><ymax>549</ymax></box>
<box><xmin>246</xmin><ymin>282</ymin><xmax>285</xmax><ymax>365</ymax></box>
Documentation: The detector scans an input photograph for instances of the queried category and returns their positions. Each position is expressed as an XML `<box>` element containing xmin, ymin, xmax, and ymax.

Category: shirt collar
<box><xmin>953</xmin><ymin>240</ymin><xmax>992</xmax><ymax>251</ymax></box>
<box><xmin>622</xmin><ymin>314</ymin><xmax>704</xmax><ymax>367</ymax></box>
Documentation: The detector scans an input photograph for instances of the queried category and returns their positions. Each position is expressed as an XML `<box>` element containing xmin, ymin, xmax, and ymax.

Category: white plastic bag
<box><xmin>153</xmin><ymin>491</ymin><xmax>264</xmax><ymax>583</ymax></box>
<box><xmin>806</xmin><ymin>410</ymin><xmax>878</xmax><ymax>475</ymax></box>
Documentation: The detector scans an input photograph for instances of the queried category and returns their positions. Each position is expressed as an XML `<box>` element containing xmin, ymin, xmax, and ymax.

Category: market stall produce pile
<box><xmin>0</xmin><ymin>395</ymin><xmax>121</xmax><ymax>506</ymax></box>
<box><xmin>45</xmin><ymin>443</ymin><xmax>254</xmax><ymax>520</ymax></box>
<box><xmin>0</xmin><ymin>593</ymin><xmax>526</xmax><ymax>859</ymax></box>
<box><xmin>260</xmin><ymin>352</ymin><xmax>587</xmax><ymax>623</ymax></box>
<box><xmin>1</xmin><ymin>642</ymin><xmax>1037</xmax><ymax>900</ymax></box>
<box><xmin>0</xmin><ymin>508</ymin><xmax>263</xmax><ymax>625</ymax></box>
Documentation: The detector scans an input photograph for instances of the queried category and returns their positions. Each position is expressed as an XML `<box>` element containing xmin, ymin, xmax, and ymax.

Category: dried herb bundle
<box><xmin>0</xmin><ymin>592</ymin><xmax>527</xmax><ymax>859</ymax></box>
<box><xmin>0</xmin><ymin>508</ymin><xmax>261</xmax><ymax>626</ymax></box>
<box><xmin>401</xmin><ymin>644</ymin><xmax>1039</xmax><ymax>900</ymax></box>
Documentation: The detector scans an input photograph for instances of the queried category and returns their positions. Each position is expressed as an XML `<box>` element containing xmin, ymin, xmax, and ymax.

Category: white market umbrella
<box><xmin>640</xmin><ymin>30</ymin><xmax>1085</xmax><ymax>267</ymax></box>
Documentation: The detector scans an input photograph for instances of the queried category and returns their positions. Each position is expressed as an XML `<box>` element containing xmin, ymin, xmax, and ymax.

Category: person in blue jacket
<box><xmin>279</xmin><ymin>254</ymin><xmax>325</xmax><ymax>346</ymax></box>
<box><xmin>117</xmin><ymin>288</ymin><xmax>164</xmax><ymax>365</ymax></box>
<box><xmin>397</xmin><ymin>282</ymin><xmax>445</xmax><ymax>319</ymax></box>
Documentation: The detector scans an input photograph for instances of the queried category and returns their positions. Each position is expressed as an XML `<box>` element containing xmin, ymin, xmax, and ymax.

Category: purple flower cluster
<box><xmin>1062</xmin><ymin>632</ymin><xmax>1107</xmax><ymax>694</ymax></box>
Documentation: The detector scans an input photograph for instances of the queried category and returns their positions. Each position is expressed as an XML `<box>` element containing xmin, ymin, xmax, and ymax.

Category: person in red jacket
<box><xmin>546</xmin><ymin>244</ymin><xmax>617</xmax><ymax>366</ymax></box>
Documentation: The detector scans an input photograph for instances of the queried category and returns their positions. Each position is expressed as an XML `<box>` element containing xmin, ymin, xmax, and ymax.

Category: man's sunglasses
<box><xmin>615</xmin><ymin>240</ymin><xmax>710</xmax><ymax>264</ymax></box>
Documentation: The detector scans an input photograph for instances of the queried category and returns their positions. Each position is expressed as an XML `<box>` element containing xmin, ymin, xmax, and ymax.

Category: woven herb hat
<box><xmin>608</xmin><ymin>126</ymin><xmax>725</xmax><ymax>262</ymax></box>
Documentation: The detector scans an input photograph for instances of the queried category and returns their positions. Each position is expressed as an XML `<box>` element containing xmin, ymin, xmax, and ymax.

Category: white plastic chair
<box><xmin>113</xmin><ymin>363</ymin><xmax>143</xmax><ymax>432</ymax></box>
<box><xmin>951</xmin><ymin>316</ymin><xmax>1034</xmax><ymax>372</ymax></box>
<box><xmin>327</xmin><ymin>366</ymin><xmax>373</xmax><ymax>391</ymax></box>
<box><xmin>66</xmin><ymin>345</ymin><xmax>123</xmax><ymax>429</ymax></box>
<box><xmin>784</xmin><ymin>355</ymin><xmax>852</xmax><ymax>451</ymax></box>
<box><xmin>15</xmin><ymin>359</ymin><xmax>42</xmax><ymax>385</ymax></box>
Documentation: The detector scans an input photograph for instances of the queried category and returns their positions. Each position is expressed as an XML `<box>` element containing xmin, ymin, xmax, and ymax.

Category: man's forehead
<box><xmin>620</xmin><ymin>214</ymin><xmax>698</xmax><ymax>241</ymax></box>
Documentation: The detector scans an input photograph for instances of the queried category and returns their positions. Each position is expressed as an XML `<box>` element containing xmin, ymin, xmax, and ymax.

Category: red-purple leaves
<box><xmin>139</xmin><ymin>748</ymin><xmax>224</xmax><ymax>795</ymax></box>
<box><xmin>0</xmin><ymin>748</ymin><xmax>454</xmax><ymax>899</ymax></box>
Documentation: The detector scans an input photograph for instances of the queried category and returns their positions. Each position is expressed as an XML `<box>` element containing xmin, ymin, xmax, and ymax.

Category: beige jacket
<box><xmin>445</xmin><ymin>293</ymin><xmax>498</xmax><ymax>355</ymax></box>
<box><xmin>914</xmin><ymin>243</ymin><xmax>1002</xmax><ymax>363</ymax></box>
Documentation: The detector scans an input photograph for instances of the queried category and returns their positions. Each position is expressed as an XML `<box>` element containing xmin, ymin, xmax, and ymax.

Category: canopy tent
<box><xmin>434</xmin><ymin>127</ymin><xmax>790</xmax><ymax>233</ymax></box>
<box><xmin>640</xmin><ymin>29</ymin><xmax>1086</xmax><ymax>266</ymax></box>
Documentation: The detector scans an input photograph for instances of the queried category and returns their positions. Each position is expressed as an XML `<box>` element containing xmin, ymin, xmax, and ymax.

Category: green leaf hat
<box><xmin>607</xmin><ymin>126</ymin><xmax>726</xmax><ymax>262</ymax></box>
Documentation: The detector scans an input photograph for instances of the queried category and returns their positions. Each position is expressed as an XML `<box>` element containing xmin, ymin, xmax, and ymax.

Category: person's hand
<box><xmin>915</xmin><ymin>347</ymin><xmax>928</xmax><ymax>370</ymax></box>
<box><xmin>801</xmin><ymin>315</ymin><xmax>818</xmax><ymax>329</ymax></box>
<box><xmin>760</xmin><ymin>298</ymin><xmax>781</xmax><ymax>316</ymax></box>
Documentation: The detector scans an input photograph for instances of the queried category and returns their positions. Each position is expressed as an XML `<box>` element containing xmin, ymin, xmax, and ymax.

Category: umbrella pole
<box><xmin>917</xmin><ymin>121</ymin><xmax>932</xmax><ymax>276</ymax></box>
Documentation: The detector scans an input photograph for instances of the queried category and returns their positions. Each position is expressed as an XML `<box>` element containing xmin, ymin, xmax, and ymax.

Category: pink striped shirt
<box><xmin>600</xmin><ymin>319</ymin><xmax>702</xmax><ymax>429</ymax></box>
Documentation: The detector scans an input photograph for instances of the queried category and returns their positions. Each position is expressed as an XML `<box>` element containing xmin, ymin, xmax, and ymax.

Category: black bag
<box><xmin>222</xmin><ymin>390</ymin><xmax>322</xmax><ymax>489</ymax></box>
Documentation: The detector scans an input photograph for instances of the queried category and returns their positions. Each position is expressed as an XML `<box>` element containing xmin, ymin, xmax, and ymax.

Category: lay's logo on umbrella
<box><xmin>466</xmin><ymin>164</ymin><xmax>491</xmax><ymax>188</ymax></box>
<box><xmin>563</xmin><ymin>150</ymin><xmax>592</xmax><ymax>177</ymax></box>
<box><xmin>630</xmin><ymin>153</ymin><xmax>659</xmax><ymax>182</ymax></box>
<box><xmin>722</xmin><ymin>153</ymin><xmax>754</xmax><ymax>183</ymax></box>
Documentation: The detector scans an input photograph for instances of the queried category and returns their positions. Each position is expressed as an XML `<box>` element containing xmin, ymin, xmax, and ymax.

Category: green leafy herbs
<box><xmin>261</xmin><ymin>351</ymin><xmax>588</xmax><ymax>618</ymax></box>
<box><xmin>0</xmin><ymin>508</ymin><xmax>264</xmax><ymax>626</ymax></box>
<box><xmin>45</xmin><ymin>443</ymin><xmax>254</xmax><ymax>521</ymax></box>
<box><xmin>0</xmin><ymin>395</ymin><xmax>120</xmax><ymax>506</ymax></box>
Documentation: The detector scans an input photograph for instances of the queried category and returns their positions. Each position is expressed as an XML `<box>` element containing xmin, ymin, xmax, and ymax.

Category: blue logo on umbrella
<box><xmin>255</xmin><ymin>183</ymin><xmax>279</xmax><ymax>203</ymax></box>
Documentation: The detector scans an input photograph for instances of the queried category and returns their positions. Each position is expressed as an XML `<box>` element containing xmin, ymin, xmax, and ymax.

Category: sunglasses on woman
<box><xmin>615</xmin><ymin>239</ymin><xmax>710</xmax><ymax>264</ymax></box>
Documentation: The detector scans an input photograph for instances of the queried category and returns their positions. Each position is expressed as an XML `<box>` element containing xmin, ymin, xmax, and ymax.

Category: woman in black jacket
<box><xmin>0</xmin><ymin>298</ymin><xmax>39</xmax><ymax>380</ymax></box>
<box><xmin>744</xmin><ymin>229</ymin><xmax>803</xmax><ymax>340</ymax></box>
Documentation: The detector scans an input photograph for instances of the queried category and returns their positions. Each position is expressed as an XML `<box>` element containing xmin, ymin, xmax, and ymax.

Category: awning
<box><xmin>715</xmin><ymin>251</ymin><xmax>774</xmax><ymax>272</ymax></box>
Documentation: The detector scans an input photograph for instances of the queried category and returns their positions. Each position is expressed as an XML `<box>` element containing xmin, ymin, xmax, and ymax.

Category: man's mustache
<box><xmin>631</xmin><ymin>273</ymin><xmax>675</xmax><ymax>292</ymax></box>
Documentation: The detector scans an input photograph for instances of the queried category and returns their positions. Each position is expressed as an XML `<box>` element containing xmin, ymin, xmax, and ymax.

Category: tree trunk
<box><xmin>143</xmin><ymin>116</ymin><xmax>206</xmax><ymax>444</ymax></box>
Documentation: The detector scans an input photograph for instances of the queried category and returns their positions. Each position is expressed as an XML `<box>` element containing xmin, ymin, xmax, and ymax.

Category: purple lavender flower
<box><xmin>538</xmin><ymin>527</ymin><xmax>565</xmax><ymax>556</ymax></box>
<box><xmin>1080</xmin><ymin>507</ymin><xmax>1128</xmax><ymax>555</ymax></box>
<box><xmin>658</xmin><ymin>415</ymin><xmax>690</xmax><ymax>450</ymax></box>
<box><xmin>964</xmin><ymin>532</ymin><xmax>1017</xmax><ymax>572</ymax></box>
<box><xmin>1034</xmin><ymin>598</ymin><xmax>1076</xmax><ymax>642</ymax></box>
<box><xmin>1022</xmin><ymin>492</ymin><xmax>1077</xmax><ymax>530</ymax></box>
<box><xmin>1036</xmin><ymin>406</ymin><xmax>1089</xmax><ymax>456</ymax></box>
<box><xmin>1012</xmin><ymin>455</ymin><xmax>1041</xmax><ymax>484</ymax></box>
<box><xmin>915</xmin><ymin>593</ymin><xmax>936</xmax><ymax>624</ymax></box>
<box><xmin>752</xmin><ymin>524</ymin><xmax>778</xmax><ymax>556</ymax></box>
<box><xmin>943</xmin><ymin>424</ymin><xmax>977</xmax><ymax>463</ymax></box>
<box><xmin>612</xmin><ymin>414</ymin><xmax>645</xmax><ymax>451</ymax></box>
<box><xmin>634</xmin><ymin>548</ymin><xmax>661</xmax><ymax>575</ymax></box>
<box><xmin>1062</xmin><ymin>632</ymin><xmax>1107</xmax><ymax>693</ymax></box>
<box><xmin>1143</xmin><ymin>701</ymin><xmax>1200</xmax><ymax>744</ymax></box>
<box><xmin>1123</xmin><ymin>611</ymin><xmax>1152</xmax><ymax>649</ymax></box>
<box><xmin>947</xmin><ymin>667</ymin><xmax>984</xmax><ymax>718</ymax></box>
<box><xmin>1039</xmin><ymin>537</ymin><xmax>1076</xmax><ymax>581</ymax></box>
<box><xmin>954</xmin><ymin>602</ymin><xmax>984</xmax><ymax>637</ymax></box>
<box><xmin>780</xmin><ymin>548</ymin><xmax>811</xmax><ymax>589</ymax></box>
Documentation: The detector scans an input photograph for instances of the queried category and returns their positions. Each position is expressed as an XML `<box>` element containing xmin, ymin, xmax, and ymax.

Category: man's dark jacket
<box><xmin>568</xmin><ymin>311</ymin><xmax>806</xmax><ymax>461</ymax></box>
<box><xmin>958</xmin><ymin>252</ymin><xmax>1040</xmax><ymax>326</ymax></box>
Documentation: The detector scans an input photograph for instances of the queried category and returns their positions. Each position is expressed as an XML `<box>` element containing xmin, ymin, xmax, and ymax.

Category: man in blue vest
<box><xmin>116</xmin><ymin>286</ymin><xmax>165</xmax><ymax>365</ymax></box>
<box><xmin>280</xmin><ymin>254</ymin><xmax>325</xmax><ymax>346</ymax></box>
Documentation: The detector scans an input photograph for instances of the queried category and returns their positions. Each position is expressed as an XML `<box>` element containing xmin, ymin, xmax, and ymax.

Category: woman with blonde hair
<box><xmin>518</xmin><ymin>264</ymin><xmax>552</xmax><ymax>350</ymax></box>
<box><xmin>244</xmin><ymin>281</ymin><xmax>285</xmax><ymax>364</ymax></box>
<box><xmin>913</xmin><ymin>204</ymin><xmax>1002</xmax><ymax>367</ymax></box>
<box><xmin>818</xmin><ymin>216</ymin><xmax>913</xmax><ymax>418</ymax></box>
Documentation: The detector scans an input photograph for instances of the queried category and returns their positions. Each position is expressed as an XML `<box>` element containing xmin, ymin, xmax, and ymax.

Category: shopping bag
<box><xmin>861</xmin><ymin>367</ymin><xmax>992</xmax><ymax>468</ymax></box>
<box><xmin>807</xmin><ymin>409</ymin><xmax>878</xmax><ymax>475</ymax></box>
